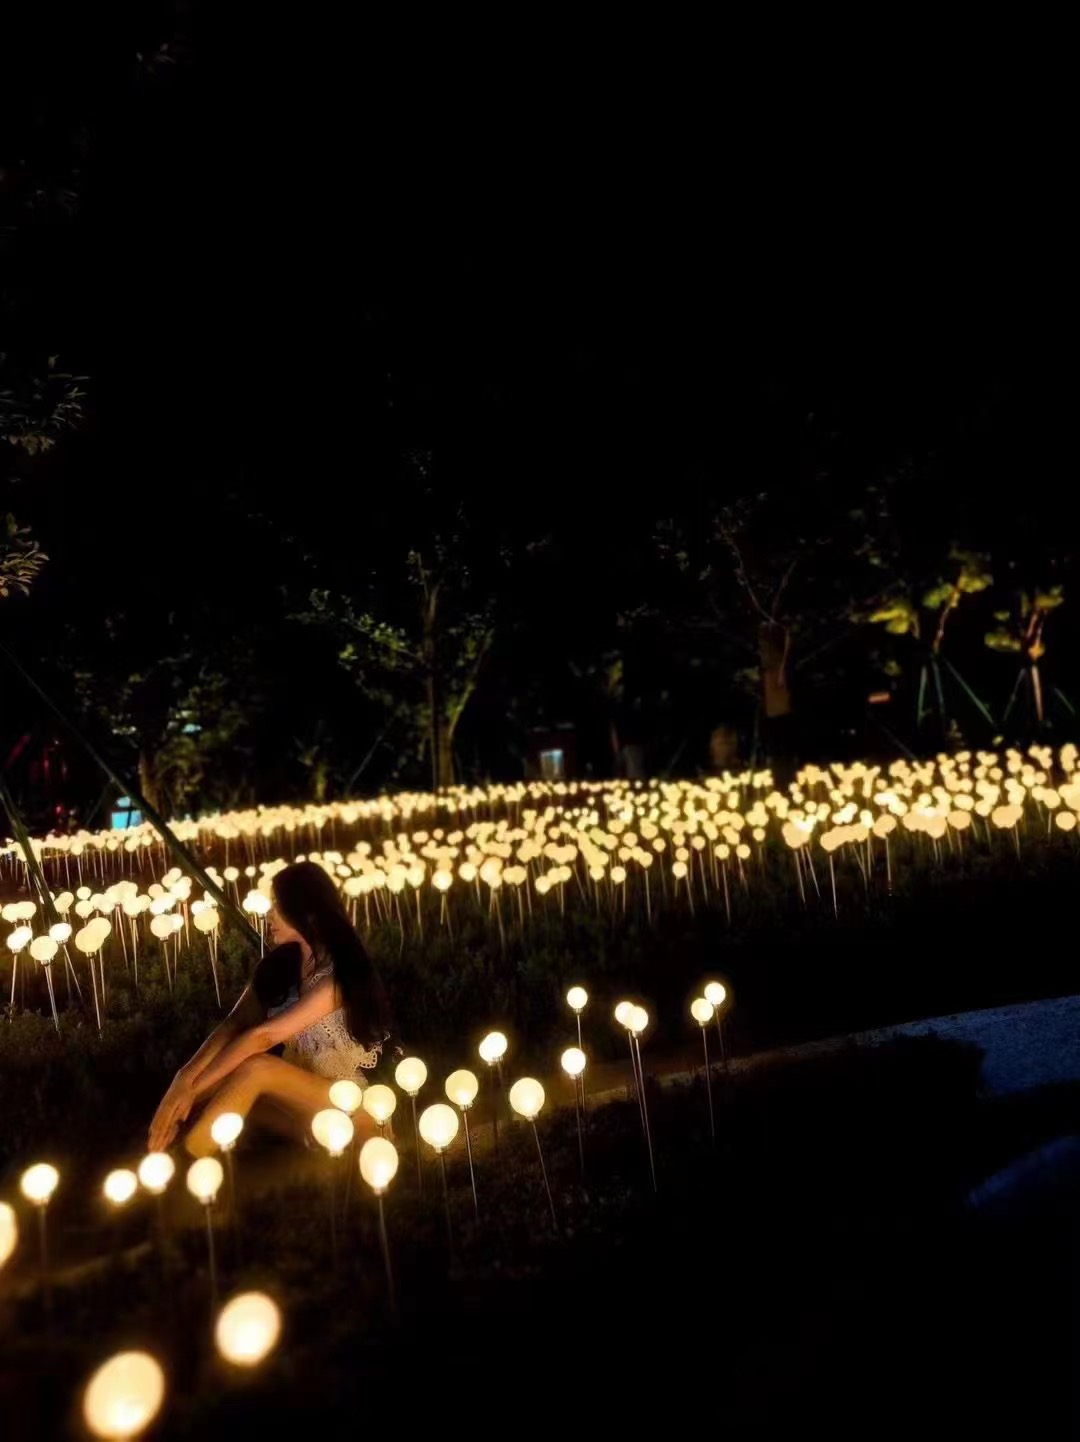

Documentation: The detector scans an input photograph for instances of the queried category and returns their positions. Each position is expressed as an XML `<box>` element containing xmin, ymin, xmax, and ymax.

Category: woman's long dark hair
<box><xmin>252</xmin><ymin>861</ymin><xmax>390</xmax><ymax>1049</ymax></box>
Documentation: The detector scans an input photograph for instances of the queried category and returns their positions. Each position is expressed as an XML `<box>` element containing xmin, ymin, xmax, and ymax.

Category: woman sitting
<box><xmin>149</xmin><ymin>860</ymin><xmax>391</xmax><ymax>1157</ymax></box>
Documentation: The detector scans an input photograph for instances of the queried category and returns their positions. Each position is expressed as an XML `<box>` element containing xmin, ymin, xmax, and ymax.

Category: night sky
<box><xmin>3</xmin><ymin>8</ymin><xmax>1074</xmax><ymax>813</ymax></box>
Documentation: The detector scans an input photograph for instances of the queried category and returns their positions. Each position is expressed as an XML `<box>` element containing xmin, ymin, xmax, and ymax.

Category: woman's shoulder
<box><xmin>252</xmin><ymin>941</ymin><xmax>302</xmax><ymax>1002</ymax></box>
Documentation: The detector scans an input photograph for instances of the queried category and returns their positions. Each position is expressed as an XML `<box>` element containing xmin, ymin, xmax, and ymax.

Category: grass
<box><xmin>2</xmin><ymin>1034</ymin><xmax>1076</xmax><ymax>1438</ymax></box>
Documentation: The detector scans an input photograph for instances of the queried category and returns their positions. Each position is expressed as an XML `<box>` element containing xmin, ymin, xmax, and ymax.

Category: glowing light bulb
<box><xmin>362</xmin><ymin>1084</ymin><xmax>397</xmax><ymax>1125</ymax></box>
<box><xmin>83</xmin><ymin>1351</ymin><xmax>165</xmax><ymax>1440</ymax></box>
<box><xmin>703</xmin><ymin>981</ymin><xmax>727</xmax><ymax>1009</ymax></box>
<box><xmin>215</xmin><ymin>1292</ymin><xmax>282</xmax><ymax>1367</ymax></box>
<box><xmin>394</xmin><ymin>1056</ymin><xmax>428</xmax><ymax>1096</ymax></box>
<box><xmin>478</xmin><ymin>1031</ymin><xmax>508</xmax><ymax>1064</ymax></box>
<box><xmin>210</xmin><ymin>1112</ymin><xmax>244</xmax><ymax>1151</ymax></box>
<box><xmin>690</xmin><ymin>997</ymin><xmax>714</xmax><ymax>1025</ymax></box>
<box><xmin>445</xmin><ymin>1069</ymin><xmax>479</xmax><ymax>1108</ymax></box>
<box><xmin>0</xmin><ymin>1201</ymin><xmax>17</xmax><ymax>1269</ymax></box>
<box><xmin>137</xmin><ymin>1153</ymin><xmax>175</xmax><ymax>1195</ymax></box>
<box><xmin>509</xmin><ymin>1077</ymin><xmax>545</xmax><ymax>1119</ymax></box>
<box><xmin>20</xmin><ymin>1162</ymin><xmax>60</xmax><ymax>1205</ymax></box>
<box><xmin>566</xmin><ymin>985</ymin><xmax>588</xmax><ymax>1013</ymax></box>
<box><xmin>103</xmin><ymin>1169</ymin><xmax>138</xmax><ymax>1206</ymax></box>
<box><xmin>560</xmin><ymin>1046</ymin><xmax>586</xmax><ymax>1078</ymax></box>
<box><xmin>329</xmin><ymin>1080</ymin><xmax>364</xmax><ymax>1115</ymax></box>
<box><xmin>359</xmin><ymin>1136</ymin><xmax>399</xmax><ymax>1193</ymax></box>
<box><xmin>311</xmin><ymin>1108</ymin><xmax>354</xmax><ymax>1157</ymax></box>
<box><xmin>614</xmin><ymin>1000</ymin><xmax>635</xmax><ymax>1028</ymax></box>
<box><xmin>629</xmin><ymin>1006</ymin><xmax>649</xmax><ymax>1036</ymax></box>
<box><xmin>418</xmin><ymin>1103</ymin><xmax>459</xmax><ymax>1152</ymax></box>
<box><xmin>186</xmin><ymin>1156</ymin><xmax>224</xmax><ymax>1204</ymax></box>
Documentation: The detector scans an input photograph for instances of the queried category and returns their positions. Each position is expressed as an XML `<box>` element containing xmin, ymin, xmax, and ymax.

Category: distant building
<box><xmin>525</xmin><ymin>725</ymin><xmax>577</xmax><ymax>781</ymax></box>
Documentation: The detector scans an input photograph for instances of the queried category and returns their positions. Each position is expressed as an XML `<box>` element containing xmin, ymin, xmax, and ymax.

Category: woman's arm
<box><xmin>148</xmin><ymin>986</ymin><xmax>264</xmax><ymax>1151</ymax></box>
<box><xmin>184</xmin><ymin>976</ymin><xmax>341</xmax><ymax>1104</ymax></box>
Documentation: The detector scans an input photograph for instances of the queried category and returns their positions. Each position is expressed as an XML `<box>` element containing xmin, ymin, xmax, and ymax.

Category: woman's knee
<box><xmin>234</xmin><ymin>1053</ymin><xmax>272</xmax><ymax>1087</ymax></box>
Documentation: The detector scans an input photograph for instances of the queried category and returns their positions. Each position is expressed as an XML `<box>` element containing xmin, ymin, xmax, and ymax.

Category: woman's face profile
<box><xmin>268</xmin><ymin>903</ymin><xmax>303</xmax><ymax>948</ymax></box>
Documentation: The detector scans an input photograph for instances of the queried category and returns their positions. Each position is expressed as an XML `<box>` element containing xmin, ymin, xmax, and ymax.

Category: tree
<box><xmin>655</xmin><ymin>487</ymin><xmax>880</xmax><ymax>761</ymax></box>
<box><xmin>985</xmin><ymin>584</ymin><xmax>1067</xmax><ymax>730</ymax></box>
<box><xmin>301</xmin><ymin>501</ymin><xmax>499</xmax><ymax>791</ymax></box>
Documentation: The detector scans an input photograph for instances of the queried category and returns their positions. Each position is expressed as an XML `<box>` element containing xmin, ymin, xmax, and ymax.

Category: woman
<box><xmin>149</xmin><ymin>861</ymin><xmax>391</xmax><ymax>1157</ymax></box>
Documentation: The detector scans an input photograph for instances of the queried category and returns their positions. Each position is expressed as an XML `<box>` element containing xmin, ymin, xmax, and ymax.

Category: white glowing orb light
<box><xmin>561</xmin><ymin>1047</ymin><xmax>587</xmax><ymax>1078</ymax></box>
<box><xmin>49</xmin><ymin>921</ymin><xmax>73</xmax><ymax>943</ymax></box>
<box><xmin>241</xmin><ymin>890</ymin><xmax>271</xmax><ymax>917</ymax></box>
<box><xmin>215</xmin><ymin>1291</ymin><xmax>282</xmax><ymax>1367</ymax></box>
<box><xmin>691</xmin><ymin>997</ymin><xmax>714</xmax><ymax>1025</ymax></box>
<box><xmin>445</xmin><ymin>1069</ymin><xmax>479</xmax><ymax>1108</ymax></box>
<box><xmin>478</xmin><ymin>1031</ymin><xmax>508</xmax><ymax>1065</ymax></box>
<box><xmin>566</xmin><ymin>986</ymin><xmax>588</xmax><ymax>1013</ymax></box>
<box><xmin>703</xmin><ymin>981</ymin><xmax>727</xmax><ymax>1009</ymax></box>
<box><xmin>508</xmin><ymin>1077</ymin><xmax>545</xmax><ymax>1120</ymax></box>
<box><xmin>29</xmin><ymin>935</ymin><xmax>58</xmax><ymax>963</ymax></box>
<box><xmin>311</xmin><ymin>1108</ymin><xmax>354</xmax><ymax>1157</ymax></box>
<box><xmin>362</xmin><ymin>1084</ymin><xmax>397</xmax><ymax>1127</ymax></box>
<box><xmin>83</xmin><ymin>1350</ymin><xmax>165</xmax><ymax>1440</ymax></box>
<box><xmin>137</xmin><ymin>1152</ymin><xmax>175</xmax><ymax>1195</ymax></box>
<box><xmin>103</xmin><ymin>1169</ymin><xmax>139</xmax><ymax>1207</ymax></box>
<box><xmin>186</xmin><ymin>1157</ymin><xmax>225</xmax><ymax>1205</ymax></box>
<box><xmin>210</xmin><ymin>1111</ymin><xmax>244</xmax><ymax>1152</ymax></box>
<box><xmin>359</xmin><ymin>1136</ymin><xmax>399</xmax><ymax>1194</ymax></box>
<box><xmin>393</xmin><ymin>1056</ymin><xmax>428</xmax><ymax>1096</ymax></box>
<box><xmin>329</xmin><ymin>1079</ymin><xmax>364</xmax><ymax>1116</ymax></box>
<box><xmin>20</xmin><ymin>1162</ymin><xmax>60</xmax><ymax>1206</ymax></box>
<box><xmin>0</xmin><ymin>1201</ymin><xmax>17</xmax><ymax>1269</ymax></box>
<box><xmin>614</xmin><ymin>1000</ymin><xmax>635</xmax><ymax>1028</ymax></box>
<box><xmin>629</xmin><ymin>1006</ymin><xmax>649</xmax><ymax>1036</ymax></box>
<box><xmin>418</xmin><ymin>1103</ymin><xmax>459</xmax><ymax>1153</ymax></box>
<box><xmin>6</xmin><ymin>925</ymin><xmax>32</xmax><ymax>953</ymax></box>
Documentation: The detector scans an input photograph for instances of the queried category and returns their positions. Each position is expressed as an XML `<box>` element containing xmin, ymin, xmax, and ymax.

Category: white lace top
<box><xmin>279</xmin><ymin>967</ymin><xmax>385</xmax><ymax>1081</ymax></box>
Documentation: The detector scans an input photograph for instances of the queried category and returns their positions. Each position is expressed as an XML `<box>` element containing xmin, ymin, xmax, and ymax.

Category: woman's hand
<box><xmin>148</xmin><ymin>1074</ymin><xmax>194</xmax><ymax>1153</ymax></box>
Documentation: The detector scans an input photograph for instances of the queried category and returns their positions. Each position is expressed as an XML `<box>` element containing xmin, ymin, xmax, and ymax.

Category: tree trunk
<box><xmin>437</xmin><ymin>723</ymin><xmax>455</xmax><ymax>789</ymax></box>
<box><xmin>138</xmin><ymin>749</ymin><xmax>161</xmax><ymax>813</ymax></box>
<box><xmin>758</xmin><ymin>622</ymin><xmax>792</xmax><ymax>719</ymax></box>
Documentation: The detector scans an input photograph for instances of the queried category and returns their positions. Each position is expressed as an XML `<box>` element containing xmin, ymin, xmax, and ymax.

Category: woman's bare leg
<box><xmin>183</xmin><ymin>1055</ymin><xmax>375</xmax><ymax>1156</ymax></box>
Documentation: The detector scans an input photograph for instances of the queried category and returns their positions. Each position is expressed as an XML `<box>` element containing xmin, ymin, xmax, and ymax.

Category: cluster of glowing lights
<box><xmin>2</xmin><ymin>745</ymin><xmax>1078</xmax><ymax>1023</ymax></box>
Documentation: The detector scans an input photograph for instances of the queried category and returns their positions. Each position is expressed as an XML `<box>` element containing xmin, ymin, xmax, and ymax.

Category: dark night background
<box><xmin>2</xmin><ymin>6</ymin><xmax>1074</xmax><ymax>826</ymax></box>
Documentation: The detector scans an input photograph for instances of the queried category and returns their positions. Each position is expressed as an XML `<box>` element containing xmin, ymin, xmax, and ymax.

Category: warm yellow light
<box><xmin>0</xmin><ymin>1201</ymin><xmax>17</xmax><ymax>1269</ymax></box>
<box><xmin>6</xmin><ymin>925</ymin><xmax>32</xmax><ymax>953</ymax></box>
<box><xmin>210</xmin><ymin>1112</ymin><xmax>244</xmax><ymax>1151</ymax></box>
<box><xmin>418</xmin><ymin>1102</ymin><xmax>459</xmax><ymax>1152</ymax></box>
<box><xmin>20</xmin><ymin>1162</ymin><xmax>60</xmax><ymax>1205</ymax></box>
<box><xmin>329</xmin><ymin>1080</ymin><xmax>364</xmax><ymax>1115</ymax></box>
<box><xmin>103</xmin><ymin>1169</ymin><xmax>138</xmax><ymax>1207</ymax></box>
<box><xmin>629</xmin><ymin>1005</ymin><xmax>649</xmax><ymax>1036</ymax></box>
<box><xmin>241</xmin><ymin>890</ymin><xmax>271</xmax><ymax>916</ymax></box>
<box><xmin>215</xmin><ymin>1291</ymin><xmax>282</xmax><ymax>1367</ymax></box>
<box><xmin>560</xmin><ymin>1047</ymin><xmax>586</xmax><ymax>1078</ymax></box>
<box><xmin>359</xmin><ymin>1136</ymin><xmax>399</xmax><ymax>1193</ymax></box>
<box><xmin>362</xmin><ymin>1084</ymin><xmax>397</xmax><ymax>1125</ymax></box>
<box><xmin>29</xmin><ymin>935</ymin><xmax>58</xmax><ymax>963</ymax></box>
<box><xmin>394</xmin><ymin>1056</ymin><xmax>428</xmax><ymax>1096</ymax></box>
<box><xmin>478</xmin><ymin>1031</ymin><xmax>508</xmax><ymax>1064</ymax></box>
<box><xmin>83</xmin><ymin>1350</ymin><xmax>165</xmax><ymax>1440</ymax></box>
<box><xmin>509</xmin><ymin>1077</ymin><xmax>545</xmax><ymax>1119</ymax></box>
<box><xmin>186</xmin><ymin>1156</ymin><xmax>224</xmax><ymax>1205</ymax></box>
<box><xmin>566</xmin><ymin>985</ymin><xmax>588</xmax><ymax>1012</ymax></box>
<box><xmin>703</xmin><ymin>981</ymin><xmax>727</xmax><ymax>1008</ymax></box>
<box><xmin>690</xmin><ymin>997</ymin><xmax>714</xmax><ymax>1025</ymax></box>
<box><xmin>137</xmin><ymin>1153</ymin><xmax>175</xmax><ymax>1195</ymax></box>
<box><xmin>445</xmin><ymin>1069</ymin><xmax>479</xmax><ymax>1108</ymax></box>
<box><xmin>311</xmin><ymin>1108</ymin><xmax>354</xmax><ymax>1157</ymax></box>
<box><xmin>614</xmin><ymin>1000</ymin><xmax>635</xmax><ymax>1028</ymax></box>
<box><xmin>49</xmin><ymin>921</ymin><xmax>73</xmax><ymax>943</ymax></box>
